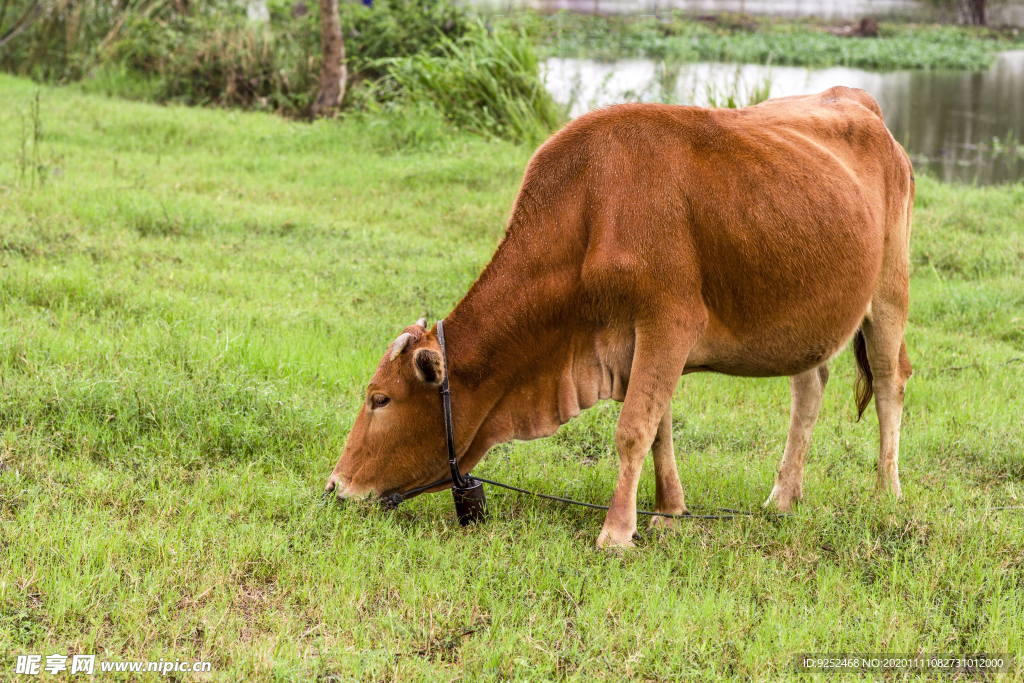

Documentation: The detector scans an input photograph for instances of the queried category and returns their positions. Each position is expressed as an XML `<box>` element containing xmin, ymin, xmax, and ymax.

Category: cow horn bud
<box><xmin>389</xmin><ymin>332</ymin><xmax>413</xmax><ymax>361</ymax></box>
<box><xmin>415</xmin><ymin>318</ymin><xmax>427</xmax><ymax>328</ymax></box>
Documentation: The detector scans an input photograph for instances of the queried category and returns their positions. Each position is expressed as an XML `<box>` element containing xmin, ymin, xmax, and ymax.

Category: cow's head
<box><xmin>325</xmin><ymin>319</ymin><xmax>451</xmax><ymax>502</ymax></box>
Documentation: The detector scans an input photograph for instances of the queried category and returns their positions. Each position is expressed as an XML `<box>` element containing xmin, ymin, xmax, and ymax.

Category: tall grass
<box><xmin>704</xmin><ymin>64</ymin><xmax>773</xmax><ymax>108</ymax></box>
<box><xmin>383</xmin><ymin>25</ymin><xmax>565</xmax><ymax>144</ymax></box>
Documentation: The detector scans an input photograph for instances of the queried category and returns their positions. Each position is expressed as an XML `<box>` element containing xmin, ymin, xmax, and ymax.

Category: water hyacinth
<box><xmin>531</xmin><ymin>12</ymin><xmax>1016</xmax><ymax>71</ymax></box>
<box><xmin>693</xmin><ymin>25</ymin><xmax>999</xmax><ymax>70</ymax></box>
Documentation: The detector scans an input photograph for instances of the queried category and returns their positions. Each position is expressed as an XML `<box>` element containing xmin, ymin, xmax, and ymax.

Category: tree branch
<box><xmin>0</xmin><ymin>0</ymin><xmax>41</xmax><ymax>50</ymax></box>
<box><xmin>0</xmin><ymin>0</ymin><xmax>13</xmax><ymax>37</ymax></box>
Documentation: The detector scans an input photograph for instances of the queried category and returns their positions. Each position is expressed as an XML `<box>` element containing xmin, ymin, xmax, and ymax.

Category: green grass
<box><xmin>513</xmin><ymin>12</ymin><xmax>1024</xmax><ymax>70</ymax></box>
<box><xmin>2</xmin><ymin>73</ymin><xmax>1024</xmax><ymax>680</ymax></box>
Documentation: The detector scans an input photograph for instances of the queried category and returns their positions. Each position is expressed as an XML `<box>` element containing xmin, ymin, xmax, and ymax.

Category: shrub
<box><xmin>0</xmin><ymin>0</ymin><xmax>473</xmax><ymax>116</ymax></box>
<box><xmin>383</xmin><ymin>24</ymin><xmax>565</xmax><ymax>144</ymax></box>
<box><xmin>338</xmin><ymin>0</ymin><xmax>470</xmax><ymax>80</ymax></box>
<box><xmin>140</xmin><ymin>14</ymin><xmax>322</xmax><ymax>113</ymax></box>
<box><xmin>116</xmin><ymin>0</ymin><xmax>471</xmax><ymax>115</ymax></box>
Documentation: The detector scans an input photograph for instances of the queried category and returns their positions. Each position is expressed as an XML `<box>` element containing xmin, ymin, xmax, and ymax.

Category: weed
<box><xmin>15</xmin><ymin>90</ymin><xmax>45</xmax><ymax>189</ymax></box>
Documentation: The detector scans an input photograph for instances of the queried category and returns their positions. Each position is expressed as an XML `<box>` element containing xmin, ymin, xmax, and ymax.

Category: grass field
<box><xmin>2</xmin><ymin>74</ymin><xmax>1024</xmax><ymax>680</ymax></box>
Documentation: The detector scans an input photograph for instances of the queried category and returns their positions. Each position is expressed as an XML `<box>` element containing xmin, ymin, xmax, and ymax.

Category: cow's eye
<box><xmin>371</xmin><ymin>394</ymin><xmax>390</xmax><ymax>409</ymax></box>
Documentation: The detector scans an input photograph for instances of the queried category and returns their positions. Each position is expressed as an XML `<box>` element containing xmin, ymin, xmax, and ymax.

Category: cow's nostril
<box><xmin>326</xmin><ymin>476</ymin><xmax>368</xmax><ymax>502</ymax></box>
<box><xmin>325</xmin><ymin>484</ymin><xmax>349</xmax><ymax>506</ymax></box>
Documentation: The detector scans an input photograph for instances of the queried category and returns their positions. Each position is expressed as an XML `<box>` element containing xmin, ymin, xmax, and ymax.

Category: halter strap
<box><xmin>436</xmin><ymin>320</ymin><xmax>466</xmax><ymax>489</ymax></box>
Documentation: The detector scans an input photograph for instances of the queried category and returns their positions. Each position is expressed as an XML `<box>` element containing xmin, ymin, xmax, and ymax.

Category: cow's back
<box><xmin>496</xmin><ymin>89</ymin><xmax>912</xmax><ymax>377</ymax></box>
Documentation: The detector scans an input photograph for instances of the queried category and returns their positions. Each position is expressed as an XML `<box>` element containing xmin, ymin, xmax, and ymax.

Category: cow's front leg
<box><xmin>598</xmin><ymin>321</ymin><xmax>695</xmax><ymax>549</ymax></box>
<box><xmin>765</xmin><ymin>363</ymin><xmax>828</xmax><ymax>512</ymax></box>
<box><xmin>649</xmin><ymin>405</ymin><xmax>686</xmax><ymax>531</ymax></box>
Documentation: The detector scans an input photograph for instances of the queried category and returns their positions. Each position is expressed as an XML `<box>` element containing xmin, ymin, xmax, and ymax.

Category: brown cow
<box><xmin>326</xmin><ymin>87</ymin><xmax>914</xmax><ymax>548</ymax></box>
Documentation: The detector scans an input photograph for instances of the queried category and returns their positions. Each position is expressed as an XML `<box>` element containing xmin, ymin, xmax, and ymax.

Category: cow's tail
<box><xmin>853</xmin><ymin>329</ymin><xmax>873</xmax><ymax>421</ymax></box>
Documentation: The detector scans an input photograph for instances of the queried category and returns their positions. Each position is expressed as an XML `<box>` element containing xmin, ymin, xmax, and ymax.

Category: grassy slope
<box><xmin>1</xmin><ymin>75</ymin><xmax>1023</xmax><ymax>680</ymax></box>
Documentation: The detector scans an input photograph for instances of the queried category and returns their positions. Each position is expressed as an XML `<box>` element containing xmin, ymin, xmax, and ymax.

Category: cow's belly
<box><xmin>680</xmin><ymin>202</ymin><xmax>883</xmax><ymax>376</ymax></box>
<box><xmin>685</xmin><ymin>286</ymin><xmax>873</xmax><ymax>377</ymax></box>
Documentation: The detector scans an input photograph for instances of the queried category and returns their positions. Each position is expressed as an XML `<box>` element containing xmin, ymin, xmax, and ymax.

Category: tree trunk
<box><xmin>966</xmin><ymin>0</ymin><xmax>986</xmax><ymax>25</ymax></box>
<box><xmin>312</xmin><ymin>0</ymin><xmax>346</xmax><ymax>118</ymax></box>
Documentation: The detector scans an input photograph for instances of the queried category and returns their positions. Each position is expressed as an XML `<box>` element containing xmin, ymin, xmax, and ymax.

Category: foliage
<box><xmin>2</xmin><ymin>76</ymin><xmax>1024</xmax><ymax>678</ymax></box>
<box><xmin>689</xmin><ymin>23</ymin><xmax>1000</xmax><ymax>70</ymax></box>
<box><xmin>382</xmin><ymin>24</ymin><xmax>565</xmax><ymax>144</ymax></box>
<box><xmin>0</xmin><ymin>0</ymin><xmax>473</xmax><ymax>116</ymax></box>
<box><xmin>0</xmin><ymin>0</ymin><xmax>231</xmax><ymax>82</ymax></box>
<box><xmin>4</xmin><ymin>3</ymin><xmax>1021</xmax><ymax>127</ymax></box>
<box><xmin>510</xmin><ymin>11</ymin><xmax>1022</xmax><ymax>70</ymax></box>
<box><xmin>114</xmin><ymin>12</ymin><xmax>322</xmax><ymax>112</ymax></box>
<box><xmin>336</xmin><ymin>0</ymin><xmax>470</xmax><ymax>80</ymax></box>
<box><xmin>0</xmin><ymin>0</ymin><xmax>555</xmax><ymax>134</ymax></box>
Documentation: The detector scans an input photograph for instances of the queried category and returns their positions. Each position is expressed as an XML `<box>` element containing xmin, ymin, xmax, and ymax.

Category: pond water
<box><xmin>543</xmin><ymin>51</ymin><xmax>1024</xmax><ymax>185</ymax></box>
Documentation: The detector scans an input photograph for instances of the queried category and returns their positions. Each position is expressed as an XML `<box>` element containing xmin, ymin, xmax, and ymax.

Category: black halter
<box><xmin>436</xmin><ymin>319</ymin><xmax>463</xmax><ymax>488</ymax></box>
<box><xmin>436</xmin><ymin>319</ymin><xmax>487</xmax><ymax>525</ymax></box>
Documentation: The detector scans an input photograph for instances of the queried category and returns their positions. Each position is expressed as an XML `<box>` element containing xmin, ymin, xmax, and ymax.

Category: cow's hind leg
<box><xmin>649</xmin><ymin>406</ymin><xmax>687</xmax><ymax>531</ymax></box>
<box><xmin>765</xmin><ymin>363</ymin><xmax>829</xmax><ymax>512</ymax></box>
<box><xmin>597</xmin><ymin>319</ymin><xmax>696</xmax><ymax>549</ymax></box>
<box><xmin>860</xmin><ymin>309</ymin><xmax>913</xmax><ymax>498</ymax></box>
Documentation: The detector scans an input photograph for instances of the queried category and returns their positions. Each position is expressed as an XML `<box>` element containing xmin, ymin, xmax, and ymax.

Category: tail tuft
<box><xmin>853</xmin><ymin>329</ymin><xmax>873</xmax><ymax>421</ymax></box>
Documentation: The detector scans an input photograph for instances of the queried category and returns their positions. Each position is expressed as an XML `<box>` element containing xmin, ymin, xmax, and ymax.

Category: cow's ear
<box><xmin>413</xmin><ymin>348</ymin><xmax>445</xmax><ymax>386</ymax></box>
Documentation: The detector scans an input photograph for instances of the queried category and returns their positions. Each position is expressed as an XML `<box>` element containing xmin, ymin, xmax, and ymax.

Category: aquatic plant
<box><xmin>989</xmin><ymin>130</ymin><xmax>1024</xmax><ymax>158</ymax></box>
<box><xmin>519</xmin><ymin>12</ymin><xmax>1016</xmax><ymax>71</ymax></box>
<box><xmin>703</xmin><ymin>64</ymin><xmax>773</xmax><ymax>109</ymax></box>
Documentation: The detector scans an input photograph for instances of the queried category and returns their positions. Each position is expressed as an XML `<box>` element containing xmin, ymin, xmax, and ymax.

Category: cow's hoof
<box><xmin>875</xmin><ymin>477</ymin><xmax>902</xmax><ymax>499</ymax></box>
<box><xmin>764</xmin><ymin>484</ymin><xmax>800</xmax><ymax>513</ymax></box>
<box><xmin>648</xmin><ymin>511</ymin><xmax>686</xmax><ymax>532</ymax></box>
<box><xmin>596</xmin><ymin>529</ymin><xmax>636</xmax><ymax>549</ymax></box>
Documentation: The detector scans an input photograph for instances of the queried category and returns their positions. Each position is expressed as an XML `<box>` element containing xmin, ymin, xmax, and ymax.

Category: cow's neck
<box><xmin>440</xmin><ymin>241</ymin><xmax>629</xmax><ymax>470</ymax></box>
<box><xmin>443</xmin><ymin>247</ymin><xmax>542</xmax><ymax>411</ymax></box>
